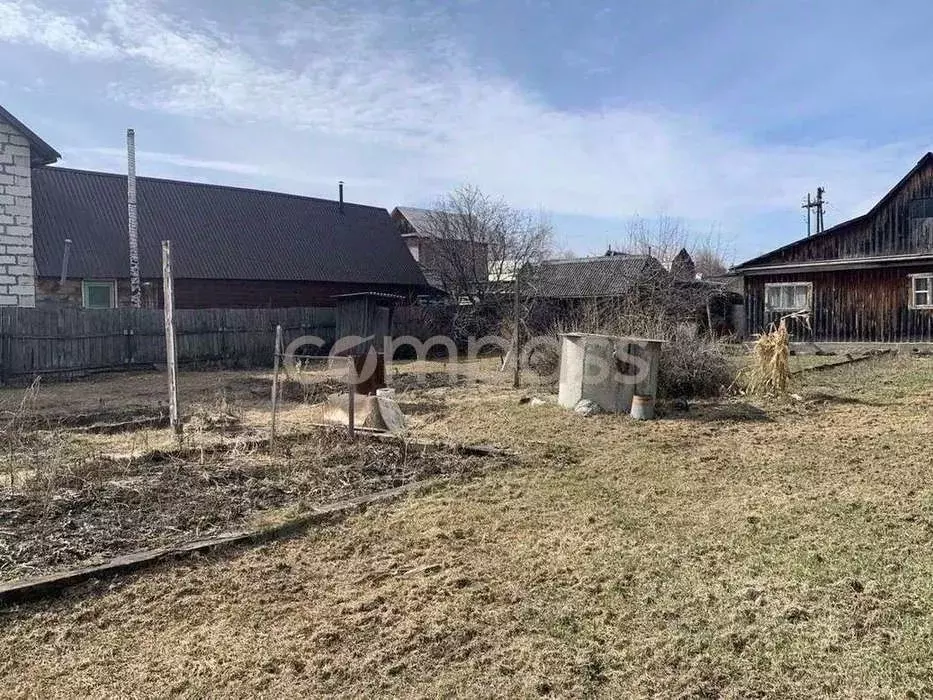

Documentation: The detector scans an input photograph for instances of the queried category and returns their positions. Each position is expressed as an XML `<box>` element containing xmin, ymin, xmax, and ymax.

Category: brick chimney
<box><xmin>0</xmin><ymin>116</ymin><xmax>35</xmax><ymax>307</ymax></box>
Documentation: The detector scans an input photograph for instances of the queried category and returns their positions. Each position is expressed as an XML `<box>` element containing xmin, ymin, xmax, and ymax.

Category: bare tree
<box><xmin>422</xmin><ymin>185</ymin><xmax>553</xmax><ymax>302</ymax></box>
<box><xmin>614</xmin><ymin>215</ymin><xmax>732</xmax><ymax>278</ymax></box>
<box><xmin>551</xmin><ymin>246</ymin><xmax>578</xmax><ymax>260</ymax></box>
<box><xmin>692</xmin><ymin>242</ymin><xmax>729</xmax><ymax>277</ymax></box>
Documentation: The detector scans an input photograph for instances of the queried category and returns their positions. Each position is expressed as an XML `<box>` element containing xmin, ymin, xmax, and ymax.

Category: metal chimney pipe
<box><xmin>59</xmin><ymin>238</ymin><xmax>72</xmax><ymax>285</ymax></box>
<box><xmin>127</xmin><ymin>128</ymin><xmax>141</xmax><ymax>308</ymax></box>
<box><xmin>339</xmin><ymin>180</ymin><xmax>344</xmax><ymax>214</ymax></box>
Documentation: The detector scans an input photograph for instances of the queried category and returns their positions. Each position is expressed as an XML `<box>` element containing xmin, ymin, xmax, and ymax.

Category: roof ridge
<box><xmin>0</xmin><ymin>104</ymin><xmax>61</xmax><ymax>165</ymax></box>
<box><xmin>36</xmin><ymin>165</ymin><xmax>386</xmax><ymax>211</ymax></box>
<box><xmin>733</xmin><ymin>150</ymin><xmax>933</xmax><ymax>270</ymax></box>
<box><xmin>543</xmin><ymin>254</ymin><xmax>647</xmax><ymax>264</ymax></box>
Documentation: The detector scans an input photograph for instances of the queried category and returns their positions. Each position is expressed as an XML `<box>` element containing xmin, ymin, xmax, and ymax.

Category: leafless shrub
<box><xmin>539</xmin><ymin>301</ymin><xmax>735</xmax><ymax>398</ymax></box>
<box><xmin>658</xmin><ymin>325</ymin><xmax>734</xmax><ymax>398</ymax></box>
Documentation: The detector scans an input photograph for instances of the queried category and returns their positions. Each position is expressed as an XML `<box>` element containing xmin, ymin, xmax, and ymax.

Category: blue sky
<box><xmin>2</xmin><ymin>0</ymin><xmax>932</xmax><ymax>263</ymax></box>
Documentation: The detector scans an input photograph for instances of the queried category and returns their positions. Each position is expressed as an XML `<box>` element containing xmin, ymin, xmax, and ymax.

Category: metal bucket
<box><xmin>630</xmin><ymin>394</ymin><xmax>655</xmax><ymax>420</ymax></box>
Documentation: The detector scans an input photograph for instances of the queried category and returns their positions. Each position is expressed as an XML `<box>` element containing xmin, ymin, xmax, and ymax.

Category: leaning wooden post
<box><xmin>346</xmin><ymin>355</ymin><xmax>356</xmax><ymax>439</ymax></box>
<box><xmin>512</xmin><ymin>265</ymin><xmax>522</xmax><ymax>389</ymax></box>
<box><xmin>161</xmin><ymin>240</ymin><xmax>181</xmax><ymax>441</ymax></box>
<box><xmin>270</xmin><ymin>324</ymin><xmax>283</xmax><ymax>444</ymax></box>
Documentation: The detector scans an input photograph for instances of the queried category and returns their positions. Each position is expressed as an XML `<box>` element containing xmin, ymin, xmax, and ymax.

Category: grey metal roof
<box><xmin>0</xmin><ymin>104</ymin><xmax>61</xmax><ymax>166</ymax></box>
<box><xmin>527</xmin><ymin>255</ymin><xmax>669</xmax><ymax>299</ymax></box>
<box><xmin>392</xmin><ymin>206</ymin><xmax>436</xmax><ymax>237</ymax></box>
<box><xmin>32</xmin><ymin>167</ymin><xmax>429</xmax><ymax>288</ymax></box>
<box><xmin>391</xmin><ymin>205</ymin><xmax>481</xmax><ymax>243</ymax></box>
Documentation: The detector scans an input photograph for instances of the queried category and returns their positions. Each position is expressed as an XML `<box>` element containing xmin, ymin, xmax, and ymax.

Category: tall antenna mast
<box><xmin>127</xmin><ymin>128</ymin><xmax>141</xmax><ymax>308</ymax></box>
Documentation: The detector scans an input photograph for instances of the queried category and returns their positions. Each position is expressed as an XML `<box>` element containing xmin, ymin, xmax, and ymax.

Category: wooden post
<box><xmin>346</xmin><ymin>355</ymin><xmax>356</xmax><ymax>439</ymax></box>
<box><xmin>512</xmin><ymin>265</ymin><xmax>522</xmax><ymax>389</ymax></box>
<box><xmin>270</xmin><ymin>324</ymin><xmax>283</xmax><ymax>444</ymax></box>
<box><xmin>161</xmin><ymin>240</ymin><xmax>181</xmax><ymax>440</ymax></box>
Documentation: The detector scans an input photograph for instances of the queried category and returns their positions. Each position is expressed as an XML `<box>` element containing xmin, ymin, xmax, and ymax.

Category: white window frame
<box><xmin>909</xmin><ymin>273</ymin><xmax>933</xmax><ymax>310</ymax></box>
<box><xmin>764</xmin><ymin>282</ymin><xmax>813</xmax><ymax>312</ymax></box>
<box><xmin>81</xmin><ymin>279</ymin><xmax>117</xmax><ymax>309</ymax></box>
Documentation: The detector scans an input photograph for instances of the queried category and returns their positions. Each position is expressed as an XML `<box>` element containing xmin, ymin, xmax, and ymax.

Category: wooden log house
<box><xmin>733</xmin><ymin>153</ymin><xmax>933</xmax><ymax>342</ymax></box>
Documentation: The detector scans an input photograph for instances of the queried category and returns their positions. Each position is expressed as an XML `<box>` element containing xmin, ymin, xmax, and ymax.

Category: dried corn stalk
<box><xmin>743</xmin><ymin>311</ymin><xmax>810</xmax><ymax>396</ymax></box>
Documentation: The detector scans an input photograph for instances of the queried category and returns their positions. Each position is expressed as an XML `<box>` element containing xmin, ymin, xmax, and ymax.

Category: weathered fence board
<box><xmin>0</xmin><ymin>306</ymin><xmax>336</xmax><ymax>383</ymax></box>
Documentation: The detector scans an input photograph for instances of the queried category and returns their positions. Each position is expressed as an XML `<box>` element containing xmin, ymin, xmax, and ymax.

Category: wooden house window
<box><xmin>910</xmin><ymin>274</ymin><xmax>933</xmax><ymax>309</ymax></box>
<box><xmin>82</xmin><ymin>280</ymin><xmax>117</xmax><ymax>309</ymax></box>
<box><xmin>764</xmin><ymin>282</ymin><xmax>812</xmax><ymax>312</ymax></box>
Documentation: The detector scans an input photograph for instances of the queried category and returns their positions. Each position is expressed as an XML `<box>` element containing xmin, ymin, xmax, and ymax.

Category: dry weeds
<box><xmin>0</xmin><ymin>431</ymin><xmax>504</xmax><ymax>582</ymax></box>
<box><xmin>0</xmin><ymin>355</ymin><xmax>932</xmax><ymax>697</ymax></box>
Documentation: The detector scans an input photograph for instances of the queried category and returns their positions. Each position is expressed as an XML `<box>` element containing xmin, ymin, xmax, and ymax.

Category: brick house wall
<box><xmin>0</xmin><ymin>117</ymin><xmax>35</xmax><ymax>307</ymax></box>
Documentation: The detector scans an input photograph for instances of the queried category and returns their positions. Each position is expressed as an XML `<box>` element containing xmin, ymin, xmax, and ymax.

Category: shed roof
<box><xmin>0</xmin><ymin>104</ymin><xmax>61</xmax><ymax>166</ymax></box>
<box><xmin>527</xmin><ymin>255</ymin><xmax>669</xmax><ymax>299</ymax></box>
<box><xmin>32</xmin><ymin>167</ymin><xmax>429</xmax><ymax>288</ymax></box>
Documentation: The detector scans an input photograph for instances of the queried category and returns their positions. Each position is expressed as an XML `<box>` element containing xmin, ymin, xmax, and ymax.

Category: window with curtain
<box><xmin>764</xmin><ymin>282</ymin><xmax>812</xmax><ymax>312</ymax></box>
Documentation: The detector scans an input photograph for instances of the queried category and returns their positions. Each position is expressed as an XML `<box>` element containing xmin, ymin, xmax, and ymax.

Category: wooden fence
<box><xmin>0</xmin><ymin>306</ymin><xmax>336</xmax><ymax>383</ymax></box>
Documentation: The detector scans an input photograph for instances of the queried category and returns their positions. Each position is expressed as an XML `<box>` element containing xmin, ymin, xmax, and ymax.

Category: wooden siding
<box><xmin>745</xmin><ymin>266</ymin><xmax>933</xmax><ymax>342</ymax></box>
<box><xmin>36</xmin><ymin>278</ymin><xmax>422</xmax><ymax>310</ymax></box>
<box><xmin>753</xmin><ymin>158</ymin><xmax>933</xmax><ymax>265</ymax></box>
<box><xmin>0</xmin><ymin>306</ymin><xmax>336</xmax><ymax>382</ymax></box>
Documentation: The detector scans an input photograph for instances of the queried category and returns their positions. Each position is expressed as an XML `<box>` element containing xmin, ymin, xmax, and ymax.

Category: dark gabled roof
<box><xmin>527</xmin><ymin>255</ymin><xmax>669</xmax><ymax>299</ymax></box>
<box><xmin>32</xmin><ymin>167</ymin><xmax>428</xmax><ymax>287</ymax></box>
<box><xmin>733</xmin><ymin>152</ymin><xmax>933</xmax><ymax>271</ymax></box>
<box><xmin>0</xmin><ymin>104</ymin><xmax>60</xmax><ymax>166</ymax></box>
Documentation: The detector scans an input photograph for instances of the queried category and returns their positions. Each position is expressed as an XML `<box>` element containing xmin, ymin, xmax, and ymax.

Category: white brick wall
<box><xmin>0</xmin><ymin>118</ymin><xmax>34</xmax><ymax>307</ymax></box>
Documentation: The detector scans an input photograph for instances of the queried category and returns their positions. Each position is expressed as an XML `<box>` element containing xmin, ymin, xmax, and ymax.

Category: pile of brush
<box><xmin>742</xmin><ymin>311</ymin><xmax>810</xmax><ymax>396</ymax></box>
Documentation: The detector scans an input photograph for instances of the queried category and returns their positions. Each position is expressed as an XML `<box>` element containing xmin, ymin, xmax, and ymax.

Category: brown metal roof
<box><xmin>32</xmin><ymin>167</ymin><xmax>429</xmax><ymax>289</ymax></box>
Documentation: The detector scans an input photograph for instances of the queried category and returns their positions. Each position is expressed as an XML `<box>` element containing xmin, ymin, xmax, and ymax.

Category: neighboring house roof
<box><xmin>0</xmin><ymin>104</ymin><xmax>61</xmax><ymax>166</ymax></box>
<box><xmin>733</xmin><ymin>152</ymin><xmax>933</xmax><ymax>271</ymax></box>
<box><xmin>391</xmin><ymin>205</ymin><xmax>484</xmax><ymax>244</ymax></box>
<box><xmin>392</xmin><ymin>206</ymin><xmax>435</xmax><ymax>238</ymax></box>
<box><xmin>527</xmin><ymin>255</ymin><xmax>669</xmax><ymax>299</ymax></box>
<box><xmin>666</xmin><ymin>248</ymin><xmax>697</xmax><ymax>279</ymax></box>
<box><xmin>32</xmin><ymin>167</ymin><xmax>429</xmax><ymax>288</ymax></box>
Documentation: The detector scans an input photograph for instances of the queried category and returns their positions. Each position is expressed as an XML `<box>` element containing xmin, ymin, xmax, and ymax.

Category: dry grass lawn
<box><xmin>1</xmin><ymin>354</ymin><xmax>933</xmax><ymax>697</ymax></box>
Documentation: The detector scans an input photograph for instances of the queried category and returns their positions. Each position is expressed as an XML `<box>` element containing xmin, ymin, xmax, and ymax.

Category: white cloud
<box><xmin>69</xmin><ymin>146</ymin><xmax>264</xmax><ymax>175</ymax></box>
<box><xmin>0</xmin><ymin>0</ymin><xmax>117</xmax><ymax>57</ymax></box>
<box><xmin>0</xmin><ymin>0</ymin><xmax>925</xmax><ymax>245</ymax></box>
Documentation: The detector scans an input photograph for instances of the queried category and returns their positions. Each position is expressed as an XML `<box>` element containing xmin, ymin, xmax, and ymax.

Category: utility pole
<box><xmin>802</xmin><ymin>187</ymin><xmax>827</xmax><ymax>235</ymax></box>
<box><xmin>815</xmin><ymin>186</ymin><xmax>826</xmax><ymax>233</ymax></box>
